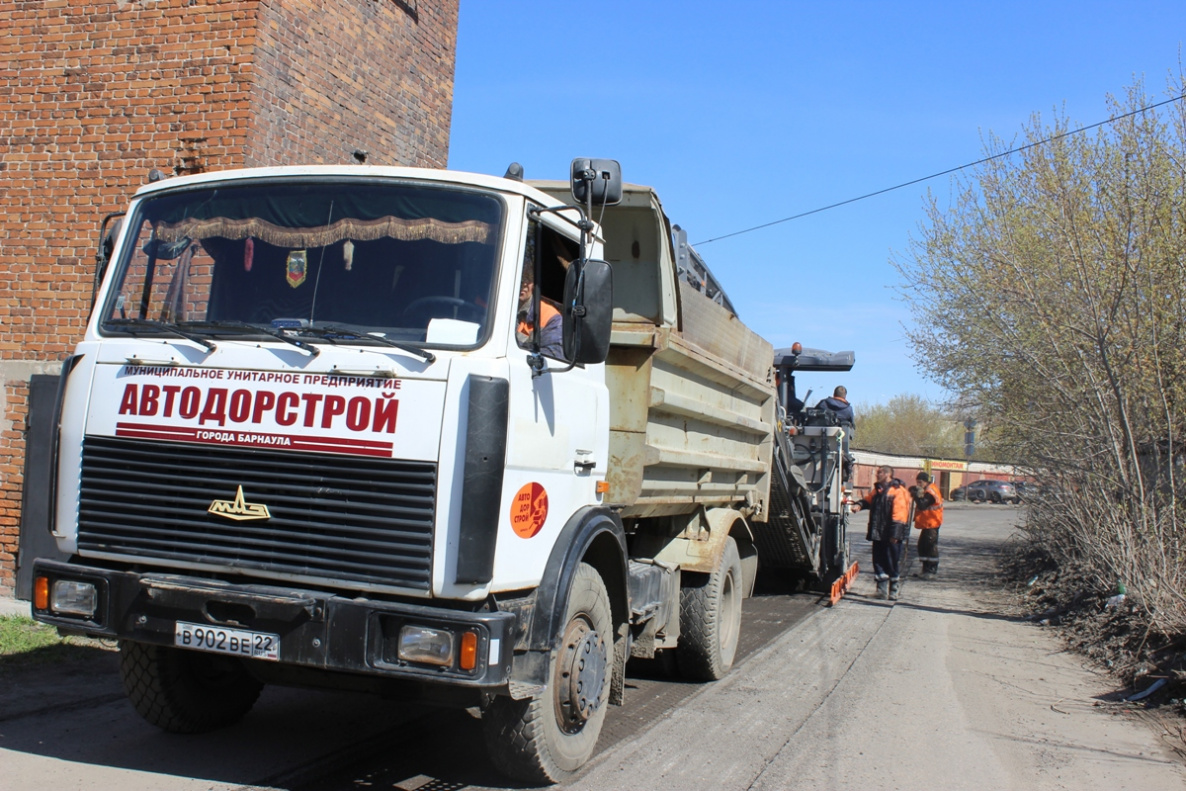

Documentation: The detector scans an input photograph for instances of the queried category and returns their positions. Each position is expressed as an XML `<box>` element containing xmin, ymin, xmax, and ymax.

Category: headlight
<box><xmin>397</xmin><ymin>625</ymin><xmax>454</xmax><ymax>666</ymax></box>
<box><xmin>50</xmin><ymin>580</ymin><xmax>98</xmax><ymax>617</ymax></box>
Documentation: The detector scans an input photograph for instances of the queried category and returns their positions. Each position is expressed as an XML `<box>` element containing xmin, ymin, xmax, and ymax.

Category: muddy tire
<box><xmin>483</xmin><ymin>563</ymin><xmax>612</xmax><ymax>784</ymax></box>
<box><xmin>677</xmin><ymin>536</ymin><xmax>743</xmax><ymax>681</ymax></box>
<box><xmin>119</xmin><ymin>640</ymin><xmax>263</xmax><ymax>733</ymax></box>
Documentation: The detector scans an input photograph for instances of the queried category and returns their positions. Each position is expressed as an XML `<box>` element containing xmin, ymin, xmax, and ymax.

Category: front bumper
<box><xmin>31</xmin><ymin>559</ymin><xmax>516</xmax><ymax>688</ymax></box>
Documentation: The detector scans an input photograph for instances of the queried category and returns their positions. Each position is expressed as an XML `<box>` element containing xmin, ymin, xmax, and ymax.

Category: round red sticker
<box><xmin>510</xmin><ymin>482</ymin><xmax>548</xmax><ymax>538</ymax></box>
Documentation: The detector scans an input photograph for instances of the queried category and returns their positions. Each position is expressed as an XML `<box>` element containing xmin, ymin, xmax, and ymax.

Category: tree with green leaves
<box><xmin>896</xmin><ymin>76</ymin><xmax>1186</xmax><ymax>636</ymax></box>
<box><xmin>853</xmin><ymin>394</ymin><xmax>965</xmax><ymax>459</ymax></box>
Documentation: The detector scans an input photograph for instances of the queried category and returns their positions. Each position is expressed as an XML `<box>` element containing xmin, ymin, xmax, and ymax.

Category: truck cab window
<box><xmin>516</xmin><ymin>218</ymin><xmax>577</xmax><ymax>359</ymax></box>
<box><xmin>101</xmin><ymin>181</ymin><xmax>502</xmax><ymax>349</ymax></box>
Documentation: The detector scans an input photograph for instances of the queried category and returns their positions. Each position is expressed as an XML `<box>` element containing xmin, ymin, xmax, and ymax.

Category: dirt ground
<box><xmin>998</xmin><ymin>514</ymin><xmax>1186</xmax><ymax>730</ymax></box>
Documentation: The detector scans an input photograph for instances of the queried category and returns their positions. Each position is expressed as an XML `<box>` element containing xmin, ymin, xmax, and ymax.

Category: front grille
<box><xmin>77</xmin><ymin>436</ymin><xmax>436</xmax><ymax>591</ymax></box>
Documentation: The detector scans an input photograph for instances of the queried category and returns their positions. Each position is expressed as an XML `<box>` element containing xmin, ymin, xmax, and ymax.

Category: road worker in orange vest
<box><xmin>516</xmin><ymin>270</ymin><xmax>564</xmax><ymax>359</ymax></box>
<box><xmin>910</xmin><ymin>471</ymin><xmax>944</xmax><ymax>578</ymax></box>
<box><xmin>852</xmin><ymin>465</ymin><xmax>912</xmax><ymax>600</ymax></box>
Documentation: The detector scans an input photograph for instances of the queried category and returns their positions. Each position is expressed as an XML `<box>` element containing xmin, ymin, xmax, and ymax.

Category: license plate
<box><xmin>174</xmin><ymin>621</ymin><xmax>280</xmax><ymax>661</ymax></box>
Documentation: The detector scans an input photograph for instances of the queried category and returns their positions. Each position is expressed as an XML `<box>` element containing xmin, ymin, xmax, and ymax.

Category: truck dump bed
<box><xmin>532</xmin><ymin>182</ymin><xmax>775</xmax><ymax>520</ymax></box>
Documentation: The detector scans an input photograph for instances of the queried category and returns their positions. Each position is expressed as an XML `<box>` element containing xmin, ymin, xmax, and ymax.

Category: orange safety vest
<box><xmin>861</xmin><ymin>481</ymin><xmax>912</xmax><ymax>524</ymax></box>
<box><xmin>517</xmin><ymin>299</ymin><xmax>561</xmax><ymax>337</ymax></box>
<box><xmin>914</xmin><ymin>482</ymin><xmax>944</xmax><ymax>529</ymax></box>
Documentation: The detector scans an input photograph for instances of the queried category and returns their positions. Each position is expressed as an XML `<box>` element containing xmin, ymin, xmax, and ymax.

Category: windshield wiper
<box><xmin>105</xmin><ymin>318</ymin><xmax>217</xmax><ymax>352</ymax></box>
<box><xmin>188</xmin><ymin>321</ymin><xmax>320</xmax><ymax>358</ymax></box>
<box><xmin>297</xmin><ymin>325</ymin><xmax>436</xmax><ymax>363</ymax></box>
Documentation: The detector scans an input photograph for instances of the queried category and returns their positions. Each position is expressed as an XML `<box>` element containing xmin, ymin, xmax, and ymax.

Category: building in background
<box><xmin>0</xmin><ymin>0</ymin><xmax>460</xmax><ymax>594</ymax></box>
<box><xmin>849</xmin><ymin>449</ymin><xmax>1023</xmax><ymax>499</ymax></box>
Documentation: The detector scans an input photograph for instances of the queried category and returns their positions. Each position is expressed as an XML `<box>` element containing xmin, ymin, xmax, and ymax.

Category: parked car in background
<box><xmin>950</xmin><ymin>479</ymin><xmax>1020</xmax><ymax>504</ymax></box>
<box><xmin>1013</xmin><ymin>481</ymin><xmax>1032</xmax><ymax>500</ymax></box>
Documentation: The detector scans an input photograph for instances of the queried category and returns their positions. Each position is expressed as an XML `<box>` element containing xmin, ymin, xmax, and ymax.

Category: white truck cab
<box><xmin>33</xmin><ymin>161</ymin><xmax>630</xmax><ymax>778</ymax></box>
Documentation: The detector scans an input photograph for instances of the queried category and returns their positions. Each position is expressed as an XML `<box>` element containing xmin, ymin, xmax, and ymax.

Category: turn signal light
<box><xmin>33</xmin><ymin>576</ymin><xmax>49</xmax><ymax>610</ymax></box>
<box><xmin>459</xmin><ymin>631</ymin><xmax>478</xmax><ymax>671</ymax></box>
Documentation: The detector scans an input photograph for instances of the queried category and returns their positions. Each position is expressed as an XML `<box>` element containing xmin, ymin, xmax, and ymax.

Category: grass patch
<box><xmin>0</xmin><ymin>614</ymin><xmax>116</xmax><ymax>670</ymax></box>
<box><xmin>0</xmin><ymin>615</ymin><xmax>62</xmax><ymax>655</ymax></box>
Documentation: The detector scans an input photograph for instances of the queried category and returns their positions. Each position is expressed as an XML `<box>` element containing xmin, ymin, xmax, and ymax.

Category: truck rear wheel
<box><xmin>677</xmin><ymin>536</ymin><xmax>743</xmax><ymax>681</ymax></box>
<box><xmin>119</xmin><ymin>640</ymin><xmax>263</xmax><ymax>733</ymax></box>
<box><xmin>483</xmin><ymin>563</ymin><xmax>612</xmax><ymax>784</ymax></box>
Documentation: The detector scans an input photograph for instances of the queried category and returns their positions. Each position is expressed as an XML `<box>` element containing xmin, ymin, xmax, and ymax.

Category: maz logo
<box><xmin>208</xmin><ymin>486</ymin><xmax>272</xmax><ymax>521</ymax></box>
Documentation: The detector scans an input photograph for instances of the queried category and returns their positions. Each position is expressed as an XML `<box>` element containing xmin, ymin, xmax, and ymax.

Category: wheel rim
<box><xmin>554</xmin><ymin>616</ymin><xmax>607</xmax><ymax>734</ymax></box>
<box><xmin>719</xmin><ymin>566</ymin><xmax>741</xmax><ymax>662</ymax></box>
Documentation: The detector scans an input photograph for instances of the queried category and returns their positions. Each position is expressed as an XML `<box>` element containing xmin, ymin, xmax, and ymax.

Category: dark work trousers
<box><xmin>872</xmin><ymin>539</ymin><xmax>904</xmax><ymax>580</ymax></box>
<box><xmin>917</xmin><ymin>528</ymin><xmax>940</xmax><ymax>572</ymax></box>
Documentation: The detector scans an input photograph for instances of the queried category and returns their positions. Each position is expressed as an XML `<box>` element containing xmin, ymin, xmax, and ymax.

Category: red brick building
<box><xmin>0</xmin><ymin>0</ymin><xmax>460</xmax><ymax>593</ymax></box>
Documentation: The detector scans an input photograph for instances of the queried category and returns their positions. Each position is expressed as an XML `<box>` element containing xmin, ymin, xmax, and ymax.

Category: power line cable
<box><xmin>693</xmin><ymin>93</ymin><xmax>1186</xmax><ymax>246</ymax></box>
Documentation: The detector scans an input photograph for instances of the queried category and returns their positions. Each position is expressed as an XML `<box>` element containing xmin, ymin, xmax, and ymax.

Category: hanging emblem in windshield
<box><xmin>286</xmin><ymin>249</ymin><xmax>308</xmax><ymax>288</ymax></box>
<box><xmin>208</xmin><ymin>486</ymin><xmax>272</xmax><ymax>521</ymax></box>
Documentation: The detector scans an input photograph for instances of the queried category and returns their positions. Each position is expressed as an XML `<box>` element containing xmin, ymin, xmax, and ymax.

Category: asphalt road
<box><xmin>2</xmin><ymin>504</ymin><xmax>1183</xmax><ymax>790</ymax></box>
<box><xmin>569</xmin><ymin>504</ymin><xmax>1186</xmax><ymax>791</ymax></box>
<box><xmin>0</xmin><ymin>557</ymin><xmax>820</xmax><ymax>790</ymax></box>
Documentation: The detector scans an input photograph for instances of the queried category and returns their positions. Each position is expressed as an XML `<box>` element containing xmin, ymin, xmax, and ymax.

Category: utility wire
<box><xmin>693</xmin><ymin>93</ymin><xmax>1186</xmax><ymax>246</ymax></box>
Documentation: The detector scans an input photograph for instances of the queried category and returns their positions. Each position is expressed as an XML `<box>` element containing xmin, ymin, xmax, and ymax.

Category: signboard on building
<box><xmin>926</xmin><ymin>458</ymin><xmax>967</xmax><ymax>472</ymax></box>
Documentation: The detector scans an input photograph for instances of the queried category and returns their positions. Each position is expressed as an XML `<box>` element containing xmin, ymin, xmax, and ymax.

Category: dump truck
<box><xmin>28</xmin><ymin>160</ymin><xmax>854</xmax><ymax>783</ymax></box>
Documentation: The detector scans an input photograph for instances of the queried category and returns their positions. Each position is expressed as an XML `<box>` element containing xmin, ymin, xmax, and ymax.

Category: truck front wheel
<box><xmin>119</xmin><ymin>640</ymin><xmax>263</xmax><ymax>733</ymax></box>
<box><xmin>483</xmin><ymin>562</ymin><xmax>612</xmax><ymax>784</ymax></box>
<box><xmin>677</xmin><ymin>536</ymin><xmax>743</xmax><ymax>681</ymax></box>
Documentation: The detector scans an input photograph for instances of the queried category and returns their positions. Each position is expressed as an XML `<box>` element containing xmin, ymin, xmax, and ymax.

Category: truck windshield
<box><xmin>100</xmin><ymin>179</ymin><xmax>503</xmax><ymax>347</ymax></box>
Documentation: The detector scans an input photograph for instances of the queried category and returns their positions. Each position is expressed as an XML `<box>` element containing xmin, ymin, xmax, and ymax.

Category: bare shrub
<box><xmin>897</xmin><ymin>75</ymin><xmax>1186</xmax><ymax>646</ymax></box>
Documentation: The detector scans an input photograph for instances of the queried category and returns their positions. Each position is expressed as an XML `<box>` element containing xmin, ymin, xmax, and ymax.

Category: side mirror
<box><xmin>93</xmin><ymin>213</ymin><xmax>124</xmax><ymax>300</ymax></box>
<box><xmin>570</xmin><ymin>159</ymin><xmax>622</xmax><ymax>207</ymax></box>
<box><xmin>562</xmin><ymin>259</ymin><xmax>613</xmax><ymax>365</ymax></box>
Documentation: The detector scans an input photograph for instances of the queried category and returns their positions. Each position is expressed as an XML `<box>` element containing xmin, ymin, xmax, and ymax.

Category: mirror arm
<box><xmin>531</xmin><ymin>215</ymin><xmax>543</xmax><ymax>360</ymax></box>
<box><xmin>573</xmin><ymin>168</ymin><xmax>599</xmax><ymax>262</ymax></box>
<box><xmin>528</xmin><ymin>203</ymin><xmax>587</xmax><ymax>230</ymax></box>
<box><xmin>527</xmin><ymin>350</ymin><xmax>549</xmax><ymax>378</ymax></box>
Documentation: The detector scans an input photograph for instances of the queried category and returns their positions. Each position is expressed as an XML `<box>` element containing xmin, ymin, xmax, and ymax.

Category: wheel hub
<box><xmin>555</xmin><ymin>619</ymin><xmax>607</xmax><ymax>731</ymax></box>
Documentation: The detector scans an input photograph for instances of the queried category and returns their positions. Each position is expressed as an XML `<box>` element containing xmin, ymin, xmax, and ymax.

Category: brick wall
<box><xmin>250</xmin><ymin>0</ymin><xmax>456</xmax><ymax>167</ymax></box>
<box><xmin>0</xmin><ymin>0</ymin><xmax>458</xmax><ymax>593</ymax></box>
<box><xmin>0</xmin><ymin>379</ymin><xmax>30</xmax><ymax>589</ymax></box>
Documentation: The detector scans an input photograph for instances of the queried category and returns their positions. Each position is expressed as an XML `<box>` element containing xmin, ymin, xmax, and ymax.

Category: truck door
<box><xmin>497</xmin><ymin>216</ymin><xmax>607</xmax><ymax>588</ymax></box>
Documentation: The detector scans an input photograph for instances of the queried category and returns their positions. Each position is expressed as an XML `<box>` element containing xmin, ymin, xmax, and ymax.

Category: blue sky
<box><xmin>448</xmin><ymin>1</ymin><xmax>1186</xmax><ymax>408</ymax></box>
